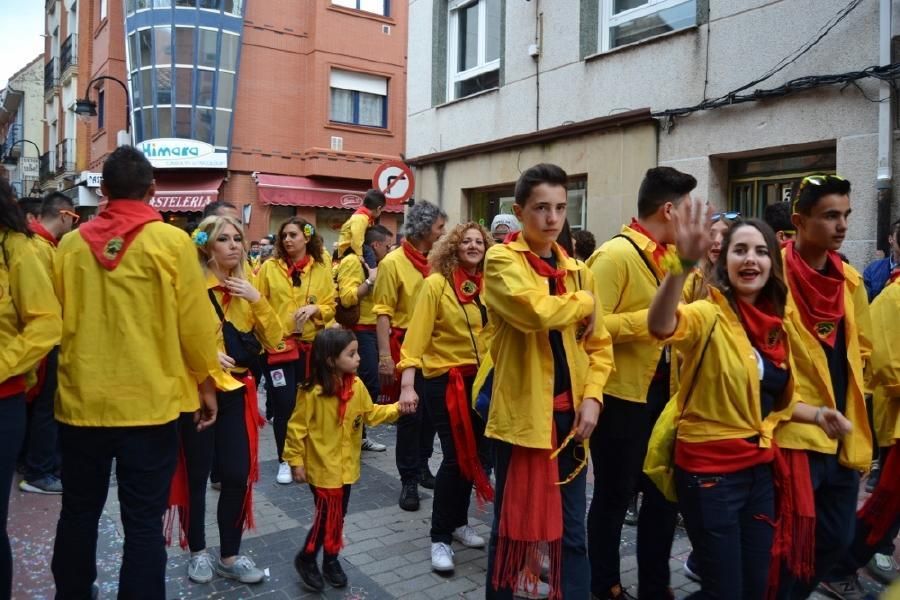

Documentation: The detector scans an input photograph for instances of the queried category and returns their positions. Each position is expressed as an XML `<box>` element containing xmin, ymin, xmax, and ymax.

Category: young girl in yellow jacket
<box><xmin>0</xmin><ymin>178</ymin><xmax>61</xmax><ymax>598</ymax></box>
<box><xmin>648</xmin><ymin>206</ymin><xmax>852</xmax><ymax>600</ymax></box>
<box><xmin>167</xmin><ymin>215</ymin><xmax>284</xmax><ymax>585</ymax></box>
<box><xmin>284</xmin><ymin>328</ymin><xmax>415</xmax><ymax>592</ymax></box>
<box><xmin>256</xmin><ymin>217</ymin><xmax>336</xmax><ymax>485</ymax></box>
<box><xmin>398</xmin><ymin>222</ymin><xmax>494</xmax><ymax>574</ymax></box>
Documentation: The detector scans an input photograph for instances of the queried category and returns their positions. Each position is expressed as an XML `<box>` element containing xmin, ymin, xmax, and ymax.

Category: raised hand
<box><xmin>672</xmin><ymin>197</ymin><xmax>714</xmax><ymax>263</ymax></box>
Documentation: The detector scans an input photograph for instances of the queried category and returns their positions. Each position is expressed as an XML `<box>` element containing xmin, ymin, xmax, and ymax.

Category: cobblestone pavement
<box><xmin>8</xmin><ymin>393</ymin><xmax>894</xmax><ymax>599</ymax></box>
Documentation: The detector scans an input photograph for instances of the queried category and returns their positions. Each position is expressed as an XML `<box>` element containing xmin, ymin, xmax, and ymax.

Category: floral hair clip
<box><xmin>191</xmin><ymin>229</ymin><xmax>209</xmax><ymax>247</ymax></box>
<box><xmin>303</xmin><ymin>223</ymin><xmax>315</xmax><ymax>238</ymax></box>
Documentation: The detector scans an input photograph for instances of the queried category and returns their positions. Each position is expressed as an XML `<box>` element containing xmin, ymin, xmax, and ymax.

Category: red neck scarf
<box><xmin>29</xmin><ymin>221</ymin><xmax>58</xmax><ymax>247</ymax></box>
<box><xmin>452</xmin><ymin>268</ymin><xmax>483</xmax><ymax>304</ymax></box>
<box><xmin>79</xmin><ymin>200</ymin><xmax>162</xmax><ymax>270</ymax></box>
<box><xmin>337</xmin><ymin>373</ymin><xmax>355</xmax><ymax>424</ymax></box>
<box><xmin>509</xmin><ymin>232</ymin><xmax>567</xmax><ymax>294</ymax></box>
<box><xmin>629</xmin><ymin>218</ymin><xmax>667</xmax><ymax>266</ymax></box>
<box><xmin>890</xmin><ymin>269</ymin><xmax>900</xmax><ymax>285</ymax></box>
<box><xmin>354</xmin><ymin>206</ymin><xmax>375</xmax><ymax>226</ymax></box>
<box><xmin>211</xmin><ymin>285</ymin><xmax>232</xmax><ymax>316</ymax></box>
<box><xmin>402</xmin><ymin>240</ymin><xmax>430</xmax><ymax>278</ymax></box>
<box><xmin>736</xmin><ymin>298</ymin><xmax>787</xmax><ymax>367</ymax></box>
<box><xmin>784</xmin><ymin>241</ymin><xmax>845</xmax><ymax>348</ymax></box>
<box><xmin>287</xmin><ymin>255</ymin><xmax>311</xmax><ymax>278</ymax></box>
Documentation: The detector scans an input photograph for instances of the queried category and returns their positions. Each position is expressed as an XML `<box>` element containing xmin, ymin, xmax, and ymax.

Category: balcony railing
<box><xmin>39</xmin><ymin>151</ymin><xmax>55</xmax><ymax>182</ymax></box>
<box><xmin>60</xmin><ymin>34</ymin><xmax>77</xmax><ymax>76</ymax></box>
<box><xmin>44</xmin><ymin>58</ymin><xmax>58</xmax><ymax>95</ymax></box>
<box><xmin>56</xmin><ymin>138</ymin><xmax>75</xmax><ymax>175</ymax></box>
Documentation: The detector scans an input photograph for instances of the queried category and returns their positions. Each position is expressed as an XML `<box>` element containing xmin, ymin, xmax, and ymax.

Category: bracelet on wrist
<box><xmin>660</xmin><ymin>248</ymin><xmax>696</xmax><ymax>276</ymax></box>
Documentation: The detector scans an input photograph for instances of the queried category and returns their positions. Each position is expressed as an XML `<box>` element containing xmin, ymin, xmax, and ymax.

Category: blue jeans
<box><xmin>675</xmin><ymin>462</ymin><xmax>775</xmax><ymax>600</ymax></box>
<box><xmin>486</xmin><ymin>410</ymin><xmax>590</xmax><ymax>599</ymax></box>
<box><xmin>0</xmin><ymin>394</ymin><xmax>26</xmax><ymax>599</ymax></box>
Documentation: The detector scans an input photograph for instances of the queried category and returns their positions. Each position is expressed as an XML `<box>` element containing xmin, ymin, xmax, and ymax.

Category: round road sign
<box><xmin>372</xmin><ymin>160</ymin><xmax>415</xmax><ymax>204</ymax></box>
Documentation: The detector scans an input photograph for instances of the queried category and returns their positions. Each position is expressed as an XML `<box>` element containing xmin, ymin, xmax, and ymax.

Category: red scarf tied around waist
<box><xmin>354</xmin><ymin>206</ymin><xmax>375</xmax><ymax>227</ymax></box>
<box><xmin>629</xmin><ymin>218</ymin><xmax>667</xmax><ymax>266</ymax></box>
<box><xmin>452</xmin><ymin>268</ymin><xmax>483</xmax><ymax>304</ymax></box>
<box><xmin>402</xmin><ymin>240</ymin><xmax>430</xmax><ymax>278</ymax></box>
<box><xmin>28</xmin><ymin>221</ymin><xmax>58</xmax><ymax>247</ymax></box>
<box><xmin>446</xmin><ymin>366</ymin><xmax>493</xmax><ymax>504</ymax></box>
<box><xmin>380</xmin><ymin>327</ymin><xmax>406</xmax><ymax>403</ymax></box>
<box><xmin>736</xmin><ymin>298</ymin><xmax>787</xmax><ymax>367</ymax></box>
<box><xmin>508</xmin><ymin>232</ymin><xmax>567</xmax><ymax>294</ymax></box>
<box><xmin>79</xmin><ymin>200</ymin><xmax>162</xmax><ymax>270</ymax></box>
<box><xmin>784</xmin><ymin>241</ymin><xmax>845</xmax><ymax>348</ymax></box>
<box><xmin>858</xmin><ymin>442</ymin><xmax>900</xmax><ymax>546</ymax></box>
<box><xmin>165</xmin><ymin>374</ymin><xmax>265</xmax><ymax>548</ymax></box>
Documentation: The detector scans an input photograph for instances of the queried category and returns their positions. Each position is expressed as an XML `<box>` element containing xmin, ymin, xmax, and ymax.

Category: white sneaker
<box><xmin>361</xmin><ymin>438</ymin><xmax>387</xmax><ymax>452</ymax></box>
<box><xmin>187</xmin><ymin>552</ymin><xmax>214</xmax><ymax>583</ymax></box>
<box><xmin>452</xmin><ymin>525</ymin><xmax>485</xmax><ymax>548</ymax></box>
<box><xmin>276</xmin><ymin>462</ymin><xmax>292</xmax><ymax>485</ymax></box>
<box><xmin>431</xmin><ymin>542</ymin><xmax>455</xmax><ymax>572</ymax></box>
<box><xmin>514</xmin><ymin>572</ymin><xmax>551</xmax><ymax>599</ymax></box>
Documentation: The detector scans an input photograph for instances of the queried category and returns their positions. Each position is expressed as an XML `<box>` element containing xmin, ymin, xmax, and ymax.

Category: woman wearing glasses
<box><xmin>682</xmin><ymin>210</ymin><xmax>739</xmax><ymax>303</ymax></box>
<box><xmin>647</xmin><ymin>199</ymin><xmax>852</xmax><ymax>600</ymax></box>
<box><xmin>396</xmin><ymin>222</ymin><xmax>494</xmax><ymax>575</ymax></box>
<box><xmin>256</xmin><ymin>217</ymin><xmax>336</xmax><ymax>485</ymax></box>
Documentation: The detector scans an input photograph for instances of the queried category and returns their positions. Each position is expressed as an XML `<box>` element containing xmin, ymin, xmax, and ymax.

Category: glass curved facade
<box><xmin>123</xmin><ymin>0</ymin><xmax>245</xmax><ymax>151</ymax></box>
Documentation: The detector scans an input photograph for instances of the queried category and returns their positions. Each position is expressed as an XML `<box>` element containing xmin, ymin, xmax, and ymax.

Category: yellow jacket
<box><xmin>0</xmin><ymin>230</ymin><xmax>62</xmax><ymax>383</ymax></box>
<box><xmin>337</xmin><ymin>212</ymin><xmax>369</xmax><ymax>257</ymax></box>
<box><xmin>869</xmin><ymin>279</ymin><xmax>900</xmax><ymax>447</ymax></box>
<box><xmin>53</xmin><ymin>223</ymin><xmax>240</xmax><ymax>426</ymax></box>
<box><xmin>682</xmin><ymin>268</ymin><xmax>709</xmax><ymax>303</ymax></box>
<box><xmin>586</xmin><ymin>226</ymin><xmax>667</xmax><ymax>403</ymax></box>
<box><xmin>336</xmin><ymin>255</ymin><xmax>376</xmax><ymax>326</ymax></box>
<box><xmin>284</xmin><ymin>377</ymin><xmax>399</xmax><ymax>487</ymax></box>
<box><xmin>256</xmin><ymin>257</ymin><xmax>336</xmax><ymax>343</ymax></box>
<box><xmin>204</xmin><ymin>272</ymin><xmax>284</xmax><ymax>372</ymax></box>
<box><xmin>398</xmin><ymin>272</ymin><xmax>487</xmax><ymax>378</ymax></box>
<box><xmin>775</xmin><ymin>258</ymin><xmax>873</xmax><ymax>470</ymax></box>
<box><xmin>373</xmin><ymin>246</ymin><xmax>425</xmax><ymax>330</ymax></box>
<box><xmin>661</xmin><ymin>289</ymin><xmax>799</xmax><ymax>446</ymax></box>
<box><xmin>30</xmin><ymin>233</ymin><xmax>56</xmax><ymax>276</ymax></box>
<box><xmin>483</xmin><ymin>237</ymin><xmax>614</xmax><ymax>449</ymax></box>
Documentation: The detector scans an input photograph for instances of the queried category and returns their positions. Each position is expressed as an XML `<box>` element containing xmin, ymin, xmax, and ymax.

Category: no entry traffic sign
<box><xmin>373</xmin><ymin>160</ymin><xmax>415</xmax><ymax>204</ymax></box>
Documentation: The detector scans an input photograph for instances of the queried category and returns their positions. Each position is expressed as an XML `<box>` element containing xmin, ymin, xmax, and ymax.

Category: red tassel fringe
<box><xmin>164</xmin><ymin>443</ymin><xmax>191</xmax><ymax>549</ymax></box>
<box><xmin>304</xmin><ymin>487</ymin><xmax>345</xmax><ymax>556</ymax></box>
<box><xmin>858</xmin><ymin>443</ymin><xmax>900</xmax><ymax>546</ymax></box>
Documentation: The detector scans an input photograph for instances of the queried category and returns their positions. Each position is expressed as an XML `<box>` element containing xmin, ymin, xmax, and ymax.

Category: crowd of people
<box><xmin>0</xmin><ymin>144</ymin><xmax>897</xmax><ymax>600</ymax></box>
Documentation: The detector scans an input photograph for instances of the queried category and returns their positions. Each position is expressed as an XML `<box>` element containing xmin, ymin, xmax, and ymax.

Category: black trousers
<box><xmin>301</xmin><ymin>484</ymin><xmax>351</xmax><ymax>560</ymax></box>
<box><xmin>264</xmin><ymin>351</ymin><xmax>307</xmax><ymax>461</ymax></box>
<box><xmin>424</xmin><ymin>373</ymin><xmax>486</xmax><ymax>544</ymax></box>
<box><xmin>775</xmin><ymin>451</ymin><xmax>859</xmax><ymax>600</ymax></box>
<box><xmin>395</xmin><ymin>370</ymin><xmax>435</xmax><ymax>483</ymax></box>
<box><xmin>0</xmin><ymin>393</ymin><xmax>26</xmax><ymax>599</ymax></box>
<box><xmin>52</xmin><ymin>421</ymin><xmax>178</xmax><ymax>600</ymax></box>
<box><xmin>179</xmin><ymin>388</ymin><xmax>251</xmax><ymax>557</ymax></box>
<box><xmin>22</xmin><ymin>347</ymin><xmax>60</xmax><ymax>482</ymax></box>
<box><xmin>588</xmin><ymin>376</ymin><xmax>678</xmax><ymax>599</ymax></box>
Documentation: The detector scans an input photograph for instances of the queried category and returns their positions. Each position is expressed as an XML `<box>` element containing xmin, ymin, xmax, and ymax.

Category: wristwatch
<box><xmin>365</xmin><ymin>277</ymin><xmax>374</xmax><ymax>286</ymax></box>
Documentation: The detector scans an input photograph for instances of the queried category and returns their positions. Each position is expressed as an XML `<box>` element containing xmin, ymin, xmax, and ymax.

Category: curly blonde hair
<box><xmin>428</xmin><ymin>221</ymin><xmax>493</xmax><ymax>280</ymax></box>
<box><xmin>194</xmin><ymin>215</ymin><xmax>247</xmax><ymax>278</ymax></box>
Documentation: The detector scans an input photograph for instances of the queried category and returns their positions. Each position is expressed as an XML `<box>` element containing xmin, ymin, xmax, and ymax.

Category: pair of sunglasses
<box><xmin>60</xmin><ymin>209</ymin><xmax>81</xmax><ymax>224</ymax></box>
<box><xmin>711</xmin><ymin>211</ymin><xmax>740</xmax><ymax>223</ymax></box>
<box><xmin>550</xmin><ymin>430</ymin><xmax>588</xmax><ymax>486</ymax></box>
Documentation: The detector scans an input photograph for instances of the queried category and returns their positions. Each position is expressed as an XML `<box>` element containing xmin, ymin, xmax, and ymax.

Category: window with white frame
<box><xmin>447</xmin><ymin>0</ymin><xmax>500</xmax><ymax>101</ymax></box>
<box><xmin>332</xmin><ymin>0</ymin><xmax>388</xmax><ymax>16</ymax></box>
<box><xmin>330</xmin><ymin>69</ymin><xmax>388</xmax><ymax>128</ymax></box>
<box><xmin>599</xmin><ymin>0</ymin><xmax>696</xmax><ymax>52</ymax></box>
<box><xmin>567</xmin><ymin>179</ymin><xmax>587</xmax><ymax>230</ymax></box>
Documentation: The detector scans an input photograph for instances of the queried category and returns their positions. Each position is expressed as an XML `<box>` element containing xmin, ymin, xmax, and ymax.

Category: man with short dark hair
<box><xmin>764</xmin><ymin>201</ymin><xmax>796</xmax><ymax>244</ymax></box>
<box><xmin>50</xmin><ymin>146</ymin><xmax>237</xmax><ymax>597</ymax></box>
<box><xmin>586</xmin><ymin>166</ymin><xmax>696</xmax><ymax>600</ymax></box>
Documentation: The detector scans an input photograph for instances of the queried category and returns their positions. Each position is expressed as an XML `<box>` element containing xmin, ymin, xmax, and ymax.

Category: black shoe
<box><xmin>322</xmin><ymin>557</ymin><xmax>348</xmax><ymax>588</ymax></box>
<box><xmin>419</xmin><ymin>467</ymin><xmax>436</xmax><ymax>490</ymax></box>
<box><xmin>399</xmin><ymin>480</ymin><xmax>420</xmax><ymax>511</ymax></box>
<box><xmin>865</xmin><ymin>465</ymin><xmax>880</xmax><ymax>494</ymax></box>
<box><xmin>294</xmin><ymin>552</ymin><xmax>325</xmax><ymax>592</ymax></box>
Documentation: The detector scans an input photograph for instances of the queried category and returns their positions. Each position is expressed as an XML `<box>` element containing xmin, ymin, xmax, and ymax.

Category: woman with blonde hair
<box><xmin>169</xmin><ymin>215</ymin><xmax>284</xmax><ymax>585</ymax></box>
<box><xmin>256</xmin><ymin>216</ymin><xmax>336</xmax><ymax>484</ymax></box>
<box><xmin>398</xmin><ymin>222</ymin><xmax>495</xmax><ymax>574</ymax></box>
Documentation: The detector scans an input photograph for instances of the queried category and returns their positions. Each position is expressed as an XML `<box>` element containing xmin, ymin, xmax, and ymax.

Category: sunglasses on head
<box><xmin>711</xmin><ymin>211</ymin><xmax>740</xmax><ymax>223</ymax></box>
<box><xmin>793</xmin><ymin>174</ymin><xmax>846</xmax><ymax>211</ymax></box>
<box><xmin>60</xmin><ymin>209</ymin><xmax>80</xmax><ymax>224</ymax></box>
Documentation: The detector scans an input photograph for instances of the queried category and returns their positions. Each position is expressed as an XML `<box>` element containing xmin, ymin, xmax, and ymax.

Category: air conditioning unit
<box><xmin>330</xmin><ymin>136</ymin><xmax>344</xmax><ymax>151</ymax></box>
<box><xmin>382</xmin><ymin>25</ymin><xmax>391</xmax><ymax>35</ymax></box>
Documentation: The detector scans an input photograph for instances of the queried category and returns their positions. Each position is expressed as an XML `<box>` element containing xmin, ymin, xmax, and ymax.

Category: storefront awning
<box><xmin>149</xmin><ymin>173</ymin><xmax>224</xmax><ymax>212</ymax></box>
<box><xmin>254</xmin><ymin>173</ymin><xmax>403</xmax><ymax>213</ymax></box>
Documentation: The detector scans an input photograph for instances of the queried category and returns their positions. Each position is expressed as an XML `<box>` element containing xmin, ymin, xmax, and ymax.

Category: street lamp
<box><xmin>1</xmin><ymin>138</ymin><xmax>41</xmax><ymax>163</ymax></box>
<box><xmin>72</xmin><ymin>75</ymin><xmax>131</xmax><ymax>140</ymax></box>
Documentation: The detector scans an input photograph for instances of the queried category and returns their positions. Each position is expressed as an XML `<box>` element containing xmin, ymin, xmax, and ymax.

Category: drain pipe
<box><xmin>876</xmin><ymin>0</ymin><xmax>893</xmax><ymax>254</ymax></box>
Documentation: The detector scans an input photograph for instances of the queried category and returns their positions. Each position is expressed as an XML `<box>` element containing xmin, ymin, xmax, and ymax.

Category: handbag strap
<box><xmin>677</xmin><ymin>315</ymin><xmax>719</xmax><ymax>421</ymax></box>
<box><xmin>613</xmin><ymin>234</ymin><xmax>660</xmax><ymax>286</ymax></box>
<box><xmin>207</xmin><ymin>288</ymin><xmax>226</xmax><ymax>322</ymax></box>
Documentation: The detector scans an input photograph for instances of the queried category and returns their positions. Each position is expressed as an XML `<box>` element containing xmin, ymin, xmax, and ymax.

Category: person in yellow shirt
<box><xmin>484</xmin><ymin>163</ymin><xmax>613</xmax><ymax>600</ymax></box>
<box><xmin>256</xmin><ymin>216</ymin><xmax>336</xmax><ymax>485</ymax></box>
<box><xmin>50</xmin><ymin>146</ymin><xmax>230</xmax><ymax>599</ymax></box>
<box><xmin>820</xmin><ymin>274</ymin><xmax>900</xmax><ymax>599</ymax></box>
<box><xmin>648</xmin><ymin>206</ymin><xmax>851</xmax><ymax>600</ymax></box>
<box><xmin>0</xmin><ymin>177</ymin><xmax>62</xmax><ymax>599</ymax></box>
<box><xmin>336</xmin><ymin>189</ymin><xmax>386</xmax><ymax>264</ymax></box>
<box><xmin>774</xmin><ymin>174</ymin><xmax>873</xmax><ymax>599</ymax></box>
<box><xmin>167</xmin><ymin>215</ymin><xmax>284</xmax><ymax>586</ymax></box>
<box><xmin>285</xmin><ymin>328</ymin><xmax>415</xmax><ymax>592</ymax></box>
<box><xmin>18</xmin><ymin>192</ymin><xmax>78</xmax><ymax>496</ymax></box>
<box><xmin>585</xmin><ymin>166</ymin><xmax>695</xmax><ymax>600</ymax></box>
<box><xmin>397</xmin><ymin>222</ymin><xmax>494</xmax><ymax>574</ymax></box>
<box><xmin>335</xmin><ymin>224</ymin><xmax>394</xmax><ymax>452</ymax></box>
<box><xmin>374</xmin><ymin>200</ymin><xmax>446</xmax><ymax>511</ymax></box>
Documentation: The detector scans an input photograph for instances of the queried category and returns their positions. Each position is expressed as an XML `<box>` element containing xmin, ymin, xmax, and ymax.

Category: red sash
<box><xmin>78</xmin><ymin>200</ymin><xmax>162</xmax><ymax>270</ymax></box>
<box><xmin>857</xmin><ymin>442</ymin><xmax>900</xmax><ymax>546</ymax></box>
<box><xmin>305</xmin><ymin>486</ymin><xmax>345</xmax><ymax>556</ymax></box>
<box><xmin>0</xmin><ymin>375</ymin><xmax>26</xmax><ymax>398</ymax></box>
<box><xmin>239</xmin><ymin>374</ymin><xmax>265</xmax><ymax>533</ymax></box>
<box><xmin>446</xmin><ymin>366</ymin><xmax>493</xmax><ymax>504</ymax></box>
<box><xmin>380</xmin><ymin>327</ymin><xmax>406</xmax><ymax>403</ymax></box>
